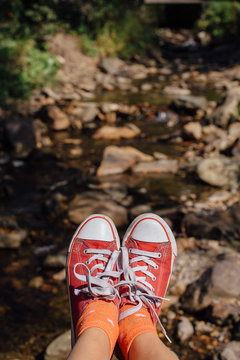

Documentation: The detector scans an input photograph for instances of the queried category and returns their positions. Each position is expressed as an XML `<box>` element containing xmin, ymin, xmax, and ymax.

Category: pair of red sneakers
<box><xmin>66</xmin><ymin>213</ymin><xmax>177</xmax><ymax>346</ymax></box>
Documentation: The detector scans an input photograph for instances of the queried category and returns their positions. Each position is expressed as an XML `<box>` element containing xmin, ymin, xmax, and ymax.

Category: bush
<box><xmin>198</xmin><ymin>1</ymin><xmax>240</xmax><ymax>39</ymax></box>
<box><xmin>0</xmin><ymin>39</ymin><xmax>58</xmax><ymax>106</ymax></box>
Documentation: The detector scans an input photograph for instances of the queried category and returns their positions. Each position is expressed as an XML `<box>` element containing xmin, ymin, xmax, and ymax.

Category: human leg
<box><xmin>118</xmin><ymin>213</ymin><xmax>178</xmax><ymax>360</ymax></box>
<box><xmin>66</xmin><ymin>214</ymin><xmax>121</xmax><ymax>360</ymax></box>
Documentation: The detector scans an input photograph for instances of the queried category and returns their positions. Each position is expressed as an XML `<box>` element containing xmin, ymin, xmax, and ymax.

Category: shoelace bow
<box><xmin>73</xmin><ymin>248</ymin><xmax>121</xmax><ymax>301</ymax></box>
<box><xmin>118</xmin><ymin>246</ymin><xmax>171</xmax><ymax>342</ymax></box>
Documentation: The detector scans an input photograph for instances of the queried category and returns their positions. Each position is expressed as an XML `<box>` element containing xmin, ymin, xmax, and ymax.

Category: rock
<box><xmin>130</xmin><ymin>205</ymin><xmax>152</xmax><ymax>218</ymax></box>
<box><xmin>212</xmin><ymin>87</ymin><xmax>240</xmax><ymax>127</ymax></box>
<box><xmin>182</xmin><ymin>203</ymin><xmax>240</xmax><ymax>241</ymax></box>
<box><xmin>180</xmin><ymin>253</ymin><xmax>240</xmax><ymax>321</ymax></box>
<box><xmin>0</xmin><ymin>217</ymin><xmax>27</xmax><ymax>249</ymax></box>
<box><xmin>124</xmin><ymin>63</ymin><xmax>148</xmax><ymax>80</ymax></box>
<box><xmin>220</xmin><ymin>341</ymin><xmax>240</xmax><ymax>360</ymax></box>
<box><xmin>197</xmin><ymin>157</ymin><xmax>239</xmax><ymax>188</ymax></box>
<box><xmin>44</xmin><ymin>253</ymin><xmax>66</xmax><ymax>268</ymax></box>
<box><xmin>141</xmin><ymin>83</ymin><xmax>153</xmax><ymax>91</ymax></box>
<box><xmin>41</xmin><ymin>105</ymin><xmax>70</xmax><ymax>131</ymax></box>
<box><xmin>208</xmin><ymin>190</ymin><xmax>231</xmax><ymax>203</ymax></box>
<box><xmin>68</xmin><ymin>191</ymin><xmax>128</xmax><ymax>228</ymax></box>
<box><xmin>228</xmin><ymin>121</ymin><xmax>240</xmax><ymax>137</ymax></box>
<box><xmin>132</xmin><ymin>159</ymin><xmax>179</xmax><ymax>174</ymax></box>
<box><xmin>93</xmin><ymin>125</ymin><xmax>140</xmax><ymax>140</ymax></box>
<box><xmin>77</xmin><ymin>103</ymin><xmax>98</xmax><ymax>123</ymax></box>
<box><xmin>53</xmin><ymin>268</ymin><xmax>66</xmax><ymax>281</ymax></box>
<box><xmin>97</xmin><ymin>146</ymin><xmax>153</xmax><ymax>177</ymax></box>
<box><xmin>163</xmin><ymin>86</ymin><xmax>191</xmax><ymax>97</ymax></box>
<box><xmin>183</xmin><ymin>121</ymin><xmax>202</xmax><ymax>140</ymax></box>
<box><xmin>45</xmin><ymin>330</ymin><xmax>71</xmax><ymax>360</ymax></box>
<box><xmin>100</xmin><ymin>103</ymin><xmax>119</xmax><ymax>113</ymax></box>
<box><xmin>29</xmin><ymin>276</ymin><xmax>44</xmax><ymax>288</ymax></box>
<box><xmin>177</xmin><ymin>317</ymin><xmax>194</xmax><ymax>343</ymax></box>
<box><xmin>3</xmin><ymin>117</ymin><xmax>36</xmax><ymax>158</ymax></box>
<box><xmin>170</xmin><ymin>95</ymin><xmax>208</xmax><ymax>115</ymax></box>
<box><xmin>195</xmin><ymin>321</ymin><xmax>214</xmax><ymax>335</ymax></box>
<box><xmin>99</xmin><ymin>57</ymin><xmax>125</xmax><ymax>75</ymax></box>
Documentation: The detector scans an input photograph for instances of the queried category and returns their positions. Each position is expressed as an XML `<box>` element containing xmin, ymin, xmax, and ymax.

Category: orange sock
<box><xmin>118</xmin><ymin>304</ymin><xmax>157</xmax><ymax>359</ymax></box>
<box><xmin>76</xmin><ymin>299</ymin><xmax>119</xmax><ymax>356</ymax></box>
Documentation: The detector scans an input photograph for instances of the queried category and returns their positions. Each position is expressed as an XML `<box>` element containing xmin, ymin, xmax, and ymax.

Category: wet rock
<box><xmin>45</xmin><ymin>330</ymin><xmax>71</xmax><ymax>360</ymax></box>
<box><xmin>212</xmin><ymin>87</ymin><xmax>240</xmax><ymax>127</ymax></box>
<box><xmin>93</xmin><ymin>124</ymin><xmax>140</xmax><ymax>140</ymax></box>
<box><xmin>170</xmin><ymin>95</ymin><xmax>208</xmax><ymax>115</ymax></box>
<box><xmin>0</xmin><ymin>217</ymin><xmax>27</xmax><ymax>249</ymax></box>
<box><xmin>163</xmin><ymin>86</ymin><xmax>191</xmax><ymax>97</ymax></box>
<box><xmin>197</xmin><ymin>157</ymin><xmax>239</xmax><ymax>188</ymax></box>
<box><xmin>132</xmin><ymin>159</ymin><xmax>178</xmax><ymax>174</ymax></box>
<box><xmin>177</xmin><ymin>317</ymin><xmax>194</xmax><ymax>343</ymax></box>
<box><xmin>68</xmin><ymin>191</ymin><xmax>128</xmax><ymax>227</ymax></box>
<box><xmin>3</xmin><ymin>117</ymin><xmax>36</xmax><ymax>158</ymax></box>
<box><xmin>220</xmin><ymin>341</ymin><xmax>240</xmax><ymax>360</ymax></box>
<box><xmin>99</xmin><ymin>57</ymin><xmax>125</xmax><ymax>75</ymax></box>
<box><xmin>183</xmin><ymin>121</ymin><xmax>202</xmax><ymax>140</ymax></box>
<box><xmin>180</xmin><ymin>253</ymin><xmax>240</xmax><ymax>322</ymax></box>
<box><xmin>41</xmin><ymin>105</ymin><xmax>70</xmax><ymax>131</ymax></box>
<box><xmin>97</xmin><ymin>146</ymin><xmax>153</xmax><ymax>176</ymax></box>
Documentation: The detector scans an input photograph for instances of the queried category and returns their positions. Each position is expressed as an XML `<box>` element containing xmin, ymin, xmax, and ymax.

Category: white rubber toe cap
<box><xmin>131</xmin><ymin>218</ymin><xmax>169</xmax><ymax>243</ymax></box>
<box><xmin>76</xmin><ymin>214</ymin><xmax>119</xmax><ymax>243</ymax></box>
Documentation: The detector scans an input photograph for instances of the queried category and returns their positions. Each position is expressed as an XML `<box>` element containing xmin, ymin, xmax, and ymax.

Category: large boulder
<box><xmin>97</xmin><ymin>146</ymin><xmax>153</xmax><ymax>177</ymax></box>
<box><xmin>197</xmin><ymin>157</ymin><xmax>239</xmax><ymax>188</ymax></box>
<box><xmin>68</xmin><ymin>191</ymin><xmax>128</xmax><ymax>228</ymax></box>
<box><xmin>180</xmin><ymin>253</ymin><xmax>240</xmax><ymax>324</ymax></box>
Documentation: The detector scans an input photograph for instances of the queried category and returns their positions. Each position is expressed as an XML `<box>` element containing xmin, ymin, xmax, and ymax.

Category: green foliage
<box><xmin>198</xmin><ymin>1</ymin><xmax>240</xmax><ymax>39</ymax></box>
<box><xmin>0</xmin><ymin>39</ymin><xmax>58</xmax><ymax>106</ymax></box>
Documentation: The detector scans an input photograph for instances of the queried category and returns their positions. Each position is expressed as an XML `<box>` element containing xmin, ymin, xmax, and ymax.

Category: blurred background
<box><xmin>0</xmin><ymin>1</ymin><xmax>240</xmax><ymax>359</ymax></box>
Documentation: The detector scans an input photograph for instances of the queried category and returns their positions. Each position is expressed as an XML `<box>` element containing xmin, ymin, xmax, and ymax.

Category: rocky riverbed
<box><xmin>0</xmin><ymin>30</ymin><xmax>240</xmax><ymax>360</ymax></box>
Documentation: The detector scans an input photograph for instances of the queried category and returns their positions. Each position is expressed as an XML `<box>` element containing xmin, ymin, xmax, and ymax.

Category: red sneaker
<box><xmin>119</xmin><ymin>213</ymin><xmax>177</xmax><ymax>340</ymax></box>
<box><xmin>66</xmin><ymin>214</ymin><xmax>121</xmax><ymax>346</ymax></box>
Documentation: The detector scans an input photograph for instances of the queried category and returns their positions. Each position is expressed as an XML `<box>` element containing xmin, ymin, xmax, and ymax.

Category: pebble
<box><xmin>177</xmin><ymin>317</ymin><xmax>194</xmax><ymax>343</ymax></box>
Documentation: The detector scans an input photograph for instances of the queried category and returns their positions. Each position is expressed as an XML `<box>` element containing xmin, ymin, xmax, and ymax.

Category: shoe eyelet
<box><xmin>157</xmin><ymin>253</ymin><xmax>162</xmax><ymax>258</ymax></box>
<box><xmin>154</xmin><ymin>265</ymin><xmax>159</xmax><ymax>270</ymax></box>
<box><xmin>153</xmin><ymin>276</ymin><xmax>156</xmax><ymax>281</ymax></box>
<box><xmin>129</xmin><ymin>249</ymin><xmax>132</xmax><ymax>253</ymax></box>
<box><xmin>83</xmin><ymin>249</ymin><xmax>87</xmax><ymax>254</ymax></box>
<box><xmin>86</xmin><ymin>260</ymin><xmax>89</xmax><ymax>265</ymax></box>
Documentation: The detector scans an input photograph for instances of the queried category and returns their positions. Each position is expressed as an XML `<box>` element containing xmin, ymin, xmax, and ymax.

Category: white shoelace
<box><xmin>73</xmin><ymin>248</ymin><xmax>121</xmax><ymax>301</ymax></box>
<box><xmin>119</xmin><ymin>246</ymin><xmax>171</xmax><ymax>342</ymax></box>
